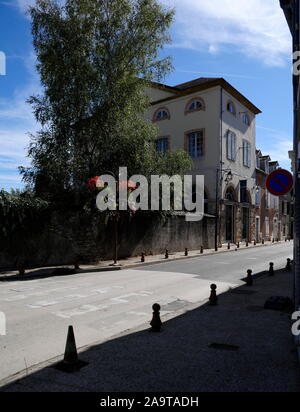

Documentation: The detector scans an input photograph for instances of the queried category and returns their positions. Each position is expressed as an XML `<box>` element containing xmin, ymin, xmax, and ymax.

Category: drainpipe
<box><xmin>215</xmin><ymin>87</ymin><xmax>224</xmax><ymax>250</ymax></box>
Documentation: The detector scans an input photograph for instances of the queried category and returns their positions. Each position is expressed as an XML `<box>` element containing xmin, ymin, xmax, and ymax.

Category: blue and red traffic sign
<box><xmin>266</xmin><ymin>169</ymin><xmax>294</xmax><ymax>196</ymax></box>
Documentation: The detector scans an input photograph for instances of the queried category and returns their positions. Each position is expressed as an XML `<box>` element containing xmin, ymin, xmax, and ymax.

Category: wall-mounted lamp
<box><xmin>225</xmin><ymin>171</ymin><xmax>233</xmax><ymax>184</ymax></box>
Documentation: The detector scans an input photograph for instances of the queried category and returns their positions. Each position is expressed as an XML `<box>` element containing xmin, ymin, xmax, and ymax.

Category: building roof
<box><xmin>175</xmin><ymin>78</ymin><xmax>220</xmax><ymax>90</ymax></box>
<box><xmin>149</xmin><ymin>77</ymin><xmax>262</xmax><ymax>115</ymax></box>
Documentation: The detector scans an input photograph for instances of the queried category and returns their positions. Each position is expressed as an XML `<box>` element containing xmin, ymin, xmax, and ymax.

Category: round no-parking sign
<box><xmin>266</xmin><ymin>169</ymin><xmax>294</xmax><ymax>196</ymax></box>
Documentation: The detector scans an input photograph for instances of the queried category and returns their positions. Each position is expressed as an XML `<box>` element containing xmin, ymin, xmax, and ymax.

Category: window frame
<box><xmin>242</xmin><ymin>113</ymin><xmax>251</xmax><ymax>126</ymax></box>
<box><xmin>226</xmin><ymin>130</ymin><xmax>237</xmax><ymax>161</ymax></box>
<box><xmin>153</xmin><ymin>106</ymin><xmax>170</xmax><ymax>122</ymax></box>
<box><xmin>225</xmin><ymin>186</ymin><xmax>236</xmax><ymax>202</ymax></box>
<box><xmin>185</xmin><ymin>97</ymin><xmax>206</xmax><ymax>115</ymax></box>
<box><xmin>227</xmin><ymin>100</ymin><xmax>236</xmax><ymax>116</ymax></box>
<box><xmin>155</xmin><ymin>136</ymin><xmax>170</xmax><ymax>155</ymax></box>
<box><xmin>255</xmin><ymin>186</ymin><xmax>261</xmax><ymax>206</ymax></box>
<box><xmin>184</xmin><ymin>129</ymin><xmax>205</xmax><ymax>159</ymax></box>
<box><xmin>243</xmin><ymin>140</ymin><xmax>251</xmax><ymax>168</ymax></box>
<box><xmin>240</xmin><ymin>180</ymin><xmax>248</xmax><ymax>203</ymax></box>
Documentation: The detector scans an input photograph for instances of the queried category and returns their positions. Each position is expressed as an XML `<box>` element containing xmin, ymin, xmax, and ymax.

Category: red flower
<box><xmin>88</xmin><ymin>176</ymin><xmax>104</xmax><ymax>190</ymax></box>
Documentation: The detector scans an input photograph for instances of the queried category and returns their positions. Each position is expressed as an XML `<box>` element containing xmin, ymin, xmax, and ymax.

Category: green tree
<box><xmin>21</xmin><ymin>0</ymin><xmax>192</xmax><ymax>207</ymax></box>
<box><xmin>0</xmin><ymin>190</ymin><xmax>49</xmax><ymax>273</ymax></box>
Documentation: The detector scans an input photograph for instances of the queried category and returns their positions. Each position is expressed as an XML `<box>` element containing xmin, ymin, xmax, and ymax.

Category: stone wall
<box><xmin>0</xmin><ymin>213</ymin><xmax>215</xmax><ymax>270</ymax></box>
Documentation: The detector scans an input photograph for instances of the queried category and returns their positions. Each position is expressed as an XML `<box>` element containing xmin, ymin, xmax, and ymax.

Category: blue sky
<box><xmin>0</xmin><ymin>0</ymin><xmax>294</xmax><ymax>191</ymax></box>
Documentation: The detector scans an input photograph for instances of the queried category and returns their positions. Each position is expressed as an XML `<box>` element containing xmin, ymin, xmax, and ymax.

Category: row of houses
<box><xmin>146</xmin><ymin>77</ymin><xmax>293</xmax><ymax>245</ymax></box>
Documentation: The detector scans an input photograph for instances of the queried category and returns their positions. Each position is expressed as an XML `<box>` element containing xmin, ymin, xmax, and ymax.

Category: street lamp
<box><xmin>225</xmin><ymin>171</ymin><xmax>233</xmax><ymax>184</ymax></box>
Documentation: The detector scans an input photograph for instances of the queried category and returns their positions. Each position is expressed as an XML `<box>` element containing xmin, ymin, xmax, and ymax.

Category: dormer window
<box><xmin>185</xmin><ymin>97</ymin><xmax>206</xmax><ymax>114</ymax></box>
<box><xmin>227</xmin><ymin>101</ymin><xmax>236</xmax><ymax>116</ymax></box>
<box><xmin>153</xmin><ymin>107</ymin><xmax>170</xmax><ymax>122</ymax></box>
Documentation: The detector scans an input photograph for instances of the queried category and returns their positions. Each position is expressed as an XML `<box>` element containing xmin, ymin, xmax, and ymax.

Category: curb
<box><xmin>109</xmin><ymin>241</ymin><xmax>287</xmax><ymax>271</ymax></box>
<box><xmin>0</xmin><ymin>241</ymin><xmax>290</xmax><ymax>279</ymax></box>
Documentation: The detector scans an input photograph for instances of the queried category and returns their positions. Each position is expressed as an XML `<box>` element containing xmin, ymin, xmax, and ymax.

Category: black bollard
<box><xmin>141</xmin><ymin>252</ymin><xmax>145</xmax><ymax>263</ymax></box>
<box><xmin>253</xmin><ymin>240</ymin><xmax>256</xmax><ymax>246</ymax></box>
<box><xmin>269</xmin><ymin>262</ymin><xmax>275</xmax><ymax>276</ymax></box>
<box><xmin>272</xmin><ymin>238</ymin><xmax>275</xmax><ymax>244</ymax></box>
<box><xmin>150</xmin><ymin>303</ymin><xmax>162</xmax><ymax>332</ymax></box>
<box><xmin>209</xmin><ymin>284</ymin><xmax>218</xmax><ymax>306</ymax></box>
<box><xmin>286</xmin><ymin>258</ymin><xmax>292</xmax><ymax>272</ymax></box>
<box><xmin>246</xmin><ymin>241</ymin><xmax>249</xmax><ymax>247</ymax></box>
<box><xmin>165</xmin><ymin>249</ymin><xmax>169</xmax><ymax>259</ymax></box>
<box><xmin>228</xmin><ymin>242</ymin><xmax>230</xmax><ymax>250</ymax></box>
<box><xmin>18</xmin><ymin>266</ymin><xmax>25</xmax><ymax>276</ymax></box>
<box><xmin>185</xmin><ymin>248</ymin><xmax>188</xmax><ymax>257</ymax></box>
<box><xmin>262</xmin><ymin>239</ymin><xmax>265</xmax><ymax>245</ymax></box>
<box><xmin>246</xmin><ymin>269</ymin><xmax>253</xmax><ymax>286</ymax></box>
<box><xmin>237</xmin><ymin>242</ymin><xmax>240</xmax><ymax>249</ymax></box>
<box><xmin>200</xmin><ymin>246</ymin><xmax>204</xmax><ymax>254</ymax></box>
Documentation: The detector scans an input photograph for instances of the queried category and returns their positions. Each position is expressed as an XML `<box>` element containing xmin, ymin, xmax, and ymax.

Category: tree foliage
<box><xmin>0</xmin><ymin>190</ymin><xmax>50</xmax><ymax>268</ymax></box>
<box><xmin>0</xmin><ymin>190</ymin><xmax>49</xmax><ymax>238</ymax></box>
<box><xmin>21</xmin><ymin>0</ymin><xmax>192</xmax><ymax>208</ymax></box>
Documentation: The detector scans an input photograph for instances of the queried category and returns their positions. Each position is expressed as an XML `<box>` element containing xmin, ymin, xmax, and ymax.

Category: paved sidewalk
<box><xmin>1</xmin><ymin>268</ymin><xmax>299</xmax><ymax>392</ymax></box>
<box><xmin>0</xmin><ymin>240</ymin><xmax>289</xmax><ymax>279</ymax></box>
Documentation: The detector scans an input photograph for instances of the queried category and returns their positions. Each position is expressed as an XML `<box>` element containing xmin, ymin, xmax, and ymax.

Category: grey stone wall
<box><xmin>0</xmin><ymin>213</ymin><xmax>215</xmax><ymax>270</ymax></box>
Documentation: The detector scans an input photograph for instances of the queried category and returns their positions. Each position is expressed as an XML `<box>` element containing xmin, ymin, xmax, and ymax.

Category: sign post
<box><xmin>266</xmin><ymin>169</ymin><xmax>294</xmax><ymax>197</ymax></box>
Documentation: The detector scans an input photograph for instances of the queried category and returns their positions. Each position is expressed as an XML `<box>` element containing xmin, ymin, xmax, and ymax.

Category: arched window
<box><xmin>242</xmin><ymin>114</ymin><xmax>251</xmax><ymax>126</ymax></box>
<box><xmin>185</xmin><ymin>97</ymin><xmax>205</xmax><ymax>114</ymax></box>
<box><xmin>153</xmin><ymin>107</ymin><xmax>170</xmax><ymax>122</ymax></box>
<box><xmin>225</xmin><ymin>187</ymin><xmax>235</xmax><ymax>202</ymax></box>
<box><xmin>227</xmin><ymin>101</ymin><xmax>236</xmax><ymax>116</ymax></box>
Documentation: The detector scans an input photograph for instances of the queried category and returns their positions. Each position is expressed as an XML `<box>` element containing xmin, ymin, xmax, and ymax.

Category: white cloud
<box><xmin>0</xmin><ymin>52</ymin><xmax>40</xmax><ymax>190</ymax></box>
<box><xmin>15</xmin><ymin>0</ymin><xmax>35</xmax><ymax>14</ymax></box>
<box><xmin>162</xmin><ymin>0</ymin><xmax>291</xmax><ymax>67</ymax></box>
<box><xmin>16</xmin><ymin>0</ymin><xmax>291</xmax><ymax>66</ymax></box>
<box><xmin>257</xmin><ymin>125</ymin><xmax>293</xmax><ymax>170</ymax></box>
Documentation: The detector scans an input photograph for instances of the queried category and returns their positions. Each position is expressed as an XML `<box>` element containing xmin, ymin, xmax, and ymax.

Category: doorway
<box><xmin>255</xmin><ymin>217</ymin><xmax>260</xmax><ymax>242</ymax></box>
<box><xmin>242</xmin><ymin>207</ymin><xmax>250</xmax><ymax>241</ymax></box>
<box><xmin>226</xmin><ymin>205</ymin><xmax>235</xmax><ymax>242</ymax></box>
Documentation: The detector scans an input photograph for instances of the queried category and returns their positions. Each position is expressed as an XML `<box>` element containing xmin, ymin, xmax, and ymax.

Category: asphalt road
<box><xmin>0</xmin><ymin>242</ymin><xmax>293</xmax><ymax>383</ymax></box>
<box><xmin>139</xmin><ymin>242</ymin><xmax>293</xmax><ymax>282</ymax></box>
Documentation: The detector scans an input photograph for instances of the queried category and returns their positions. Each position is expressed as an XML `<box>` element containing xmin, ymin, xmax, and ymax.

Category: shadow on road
<box><xmin>0</xmin><ymin>267</ymin><xmax>77</xmax><ymax>282</ymax></box>
<box><xmin>1</xmin><ymin>270</ymin><xmax>299</xmax><ymax>392</ymax></box>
